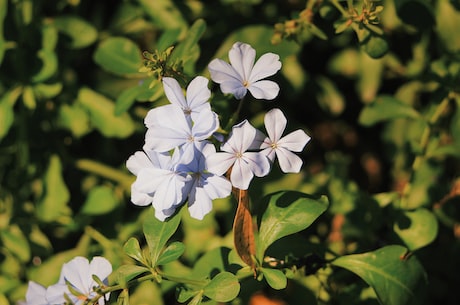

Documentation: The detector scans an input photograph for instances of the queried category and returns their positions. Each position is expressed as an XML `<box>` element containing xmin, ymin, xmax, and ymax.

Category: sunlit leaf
<box><xmin>359</xmin><ymin>95</ymin><xmax>422</xmax><ymax>126</ymax></box>
<box><xmin>156</xmin><ymin>241</ymin><xmax>185</xmax><ymax>265</ymax></box>
<box><xmin>58</xmin><ymin>103</ymin><xmax>91</xmax><ymax>138</ymax></box>
<box><xmin>0</xmin><ymin>96</ymin><xmax>14</xmax><ymax>141</ymax></box>
<box><xmin>0</xmin><ymin>224</ymin><xmax>30</xmax><ymax>262</ymax></box>
<box><xmin>128</xmin><ymin>280</ymin><xmax>164</xmax><ymax>305</ymax></box>
<box><xmin>257</xmin><ymin>191</ymin><xmax>329</xmax><ymax>259</ymax></box>
<box><xmin>77</xmin><ymin>87</ymin><xmax>135</xmax><ymax>138</ymax></box>
<box><xmin>33</xmin><ymin>83</ymin><xmax>62</xmax><ymax>99</ymax></box>
<box><xmin>394</xmin><ymin>208</ymin><xmax>438</xmax><ymax>251</ymax></box>
<box><xmin>115</xmin><ymin>264</ymin><xmax>149</xmax><ymax>284</ymax></box>
<box><xmin>261</xmin><ymin>268</ymin><xmax>287</xmax><ymax>290</ymax></box>
<box><xmin>143</xmin><ymin>208</ymin><xmax>181</xmax><ymax>267</ymax></box>
<box><xmin>138</xmin><ymin>0</ymin><xmax>187</xmax><ymax>30</ymax></box>
<box><xmin>22</xmin><ymin>86</ymin><xmax>36</xmax><ymax>109</ymax></box>
<box><xmin>53</xmin><ymin>15</ymin><xmax>98</xmax><ymax>48</ymax></box>
<box><xmin>203</xmin><ymin>272</ymin><xmax>240</xmax><ymax>302</ymax></box>
<box><xmin>123</xmin><ymin>238</ymin><xmax>145</xmax><ymax>264</ymax></box>
<box><xmin>332</xmin><ymin>245</ymin><xmax>427</xmax><ymax>305</ymax></box>
<box><xmin>81</xmin><ymin>185</ymin><xmax>119</xmax><ymax>215</ymax></box>
<box><xmin>36</xmin><ymin>155</ymin><xmax>71</xmax><ymax>222</ymax></box>
<box><xmin>93</xmin><ymin>37</ymin><xmax>143</xmax><ymax>76</ymax></box>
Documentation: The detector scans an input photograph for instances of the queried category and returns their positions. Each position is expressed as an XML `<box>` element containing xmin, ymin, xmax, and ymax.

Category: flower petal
<box><xmin>26</xmin><ymin>282</ymin><xmax>48</xmax><ymax>305</ymax></box>
<box><xmin>264</xmin><ymin>108</ymin><xmax>287</xmax><ymax>143</ymax></box>
<box><xmin>46</xmin><ymin>283</ymin><xmax>72</xmax><ymax>304</ymax></box>
<box><xmin>223</xmin><ymin>120</ymin><xmax>256</xmax><ymax>153</ymax></box>
<box><xmin>278</xmin><ymin>129</ymin><xmax>311</xmax><ymax>152</ymax></box>
<box><xmin>89</xmin><ymin>257</ymin><xmax>112</xmax><ymax>285</ymax></box>
<box><xmin>202</xmin><ymin>173</ymin><xmax>232</xmax><ymax>199</ymax></box>
<box><xmin>162</xmin><ymin>77</ymin><xmax>187</xmax><ymax>109</ymax></box>
<box><xmin>248</xmin><ymin>80</ymin><xmax>280</xmax><ymax>100</ymax></box>
<box><xmin>192</xmin><ymin>109</ymin><xmax>219</xmax><ymax>140</ymax></box>
<box><xmin>220</xmin><ymin>80</ymin><xmax>247</xmax><ymax>99</ymax></box>
<box><xmin>275</xmin><ymin>147</ymin><xmax>304</xmax><ymax>173</ymax></box>
<box><xmin>230</xmin><ymin>158</ymin><xmax>255</xmax><ymax>190</ymax></box>
<box><xmin>208</xmin><ymin>58</ymin><xmax>242</xmax><ymax>84</ymax></box>
<box><xmin>243</xmin><ymin>151</ymin><xmax>271</xmax><ymax>177</ymax></box>
<box><xmin>126</xmin><ymin>151</ymin><xmax>151</xmax><ymax>176</ymax></box>
<box><xmin>131</xmin><ymin>184</ymin><xmax>153</xmax><ymax>206</ymax></box>
<box><xmin>188</xmin><ymin>187</ymin><xmax>213</xmax><ymax>220</ymax></box>
<box><xmin>134</xmin><ymin>168</ymin><xmax>174</xmax><ymax>194</ymax></box>
<box><xmin>206</xmin><ymin>152</ymin><xmax>235</xmax><ymax>176</ymax></box>
<box><xmin>186</xmin><ymin>76</ymin><xmax>211</xmax><ymax>110</ymax></box>
<box><xmin>228</xmin><ymin>42</ymin><xmax>256</xmax><ymax>82</ymax></box>
<box><xmin>249</xmin><ymin>52</ymin><xmax>282</xmax><ymax>83</ymax></box>
<box><xmin>61</xmin><ymin>257</ymin><xmax>91</xmax><ymax>295</ymax></box>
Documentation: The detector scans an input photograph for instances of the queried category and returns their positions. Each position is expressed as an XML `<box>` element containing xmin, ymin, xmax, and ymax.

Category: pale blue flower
<box><xmin>46</xmin><ymin>256</ymin><xmax>112</xmax><ymax>305</ymax></box>
<box><xmin>208</xmin><ymin>42</ymin><xmax>282</xmax><ymax>100</ymax></box>
<box><xmin>126</xmin><ymin>149</ymin><xmax>191</xmax><ymax>221</ymax></box>
<box><xmin>258</xmin><ymin>108</ymin><xmax>311</xmax><ymax>173</ymax></box>
<box><xmin>178</xmin><ymin>141</ymin><xmax>232</xmax><ymax>220</ymax></box>
<box><xmin>206</xmin><ymin>120</ymin><xmax>271</xmax><ymax>190</ymax></box>
<box><xmin>162</xmin><ymin>76</ymin><xmax>212</xmax><ymax>123</ymax></box>
<box><xmin>24</xmin><ymin>281</ymin><xmax>50</xmax><ymax>305</ymax></box>
<box><xmin>143</xmin><ymin>103</ymin><xmax>219</xmax><ymax>154</ymax></box>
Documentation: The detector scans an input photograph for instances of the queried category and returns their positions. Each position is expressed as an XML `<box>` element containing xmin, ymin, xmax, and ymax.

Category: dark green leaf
<box><xmin>261</xmin><ymin>268</ymin><xmax>287</xmax><ymax>290</ymax></box>
<box><xmin>0</xmin><ymin>0</ymin><xmax>7</xmax><ymax>65</ymax></box>
<box><xmin>33</xmin><ymin>83</ymin><xmax>62</xmax><ymax>99</ymax></box>
<box><xmin>358</xmin><ymin>95</ymin><xmax>422</xmax><ymax>126</ymax></box>
<box><xmin>22</xmin><ymin>86</ymin><xmax>36</xmax><ymax>109</ymax></box>
<box><xmin>156</xmin><ymin>241</ymin><xmax>185</xmax><ymax>265</ymax></box>
<box><xmin>435</xmin><ymin>0</ymin><xmax>460</xmax><ymax>53</ymax></box>
<box><xmin>257</xmin><ymin>191</ymin><xmax>329</xmax><ymax>259</ymax></box>
<box><xmin>143</xmin><ymin>208</ymin><xmax>181</xmax><ymax>267</ymax></box>
<box><xmin>93</xmin><ymin>37</ymin><xmax>143</xmax><ymax>76</ymax></box>
<box><xmin>360</xmin><ymin>32</ymin><xmax>389</xmax><ymax>59</ymax></box>
<box><xmin>332</xmin><ymin>245</ymin><xmax>427</xmax><ymax>305</ymax></box>
<box><xmin>77</xmin><ymin>87</ymin><xmax>135</xmax><ymax>138</ymax></box>
<box><xmin>81</xmin><ymin>185</ymin><xmax>119</xmax><ymax>215</ymax></box>
<box><xmin>394</xmin><ymin>208</ymin><xmax>438</xmax><ymax>251</ymax></box>
<box><xmin>53</xmin><ymin>15</ymin><xmax>98</xmax><ymax>48</ymax></box>
<box><xmin>203</xmin><ymin>272</ymin><xmax>240</xmax><ymax>302</ymax></box>
<box><xmin>0</xmin><ymin>87</ymin><xmax>21</xmax><ymax>141</ymax></box>
<box><xmin>58</xmin><ymin>103</ymin><xmax>91</xmax><ymax>138</ymax></box>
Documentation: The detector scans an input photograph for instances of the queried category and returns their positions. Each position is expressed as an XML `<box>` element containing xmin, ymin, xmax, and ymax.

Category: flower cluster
<box><xmin>127</xmin><ymin>42</ymin><xmax>311</xmax><ymax>221</ymax></box>
<box><xmin>24</xmin><ymin>256</ymin><xmax>112</xmax><ymax>305</ymax></box>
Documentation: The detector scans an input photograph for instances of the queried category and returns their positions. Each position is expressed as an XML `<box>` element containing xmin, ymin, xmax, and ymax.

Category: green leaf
<box><xmin>53</xmin><ymin>15</ymin><xmax>98</xmax><ymax>48</ymax></box>
<box><xmin>358</xmin><ymin>95</ymin><xmax>422</xmax><ymax>126</ymax></box>
<box><xmin>436</xmin><ymin>0</ymin><xmax>460</xmax><ymax>53</ymax></box>
<box><xmin>93</xmin><ymin>37</ymin><xmax>143</xmax><ymax>76</ymax></box>
<box><xmin>0</xmin><ymin>95</ymin><xmax>15</xmax><ymax>141</ymax></box>
<box><xmin>115</xmin><ymin>264</ymin><xmax>149</xmax><ymax>284</ymax></box>
<box><xmin>137</xmin><ymin>0</ymin><xmax>187</xmax><ymax>30</ymax></box>
<box><xmin>360</xmin><ymin>32</ymin><xmax>389</xmax><ymax>59</ymax></box>
<box><xmin>22</xmin><ymin>86</ymin><xmax>36</xmax><ymax>109</ymax></box>
<box><xmin>36</xmin><ymin>155</ymin><xmax>71</xmax><ymax>222</ymax></box>
<box><xmin>114</xmin><ymin>80</ymin><xmax>163</xmax><ymax>115</ymax></box>
<box><xmin>257</xmin><ymin>191</ymin><xmax>329</xmax><ymax>259</ymax></box>
<box><xmin>332</xmin><ymin>245</ymin><xmax>427</xmax><ymax>305</ymax></box>
<box><xmin>123</xmin><ymin>237</ymin><xmax>146</xmax><ymax>264</ymax></box>
<box><xmin>261</xmin><ymin>268</ymin><xmax>287</xmax><ymax>290</ymax></box>
<box><xmin>394</xmin><ymin>208</ymin><xmax>438</xmax><ymax>251</ymax></box>
<box><xmin>143</xmin><ymin>208</ymin><xmax>182</xmax><ymax>267</ymax></box>
<box><xmin>81</xmin><ymin>185</ymin><xmax>119</xmax><ymax>215</ymax></box>
<box><xmin>76</xmin><ymin>87</ymin><xmax>135</xmax><ymax>138</ymax></box>
<box><xmin>203</xmin><ymin>272</ymin><xmax>240</xmax><ymax>302</ymax></box>
<box><xmin>33</xmin><ymin>83</ymin><xmax>63</xmax><ymax>99</ymax></box>
<box><xmin>157</xmin><ymin>241</ymin><xmax>185</xmax><ymax>265</ymax></box>
<box><xmin>58</xmin><ymin>103</ymin><xmax>91</xmax><ymax>138</ymax></box>
<box><xmin>0</xmin><ymin>224</ymin><xmax>30</xmax><ymax>262</ymax></box>
<box><xmin>32</xmin><ymin>50</ymin><xmax>58</xmax><ymax>83</ymax></box>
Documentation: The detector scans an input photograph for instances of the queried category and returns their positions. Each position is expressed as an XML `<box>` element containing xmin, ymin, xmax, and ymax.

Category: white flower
<box><xmin>46</xmin><ymin>256</ymin><xmax>112</xmax><ymax>305</ymax></box>
<box><xmin>24</xmin><ymin>281</ymin><xmax>50</xmax><ymax>305</ymax></box>
<box><xmin>206</xmin><ymin>120</ymin><xmax>271</xmax><ymax>190</ymax></box>
<box><xmin>259</xmin><ymin>108</ymin><xmax>311</xmax><ymax>173</ymax></box>
<box><xmin>178</xmin><ymin>141</ymin><xmax>232</xmax><ymax>220</ymax></box>
<box><xmin>143</xmin><ymin>103</ymin><xmax>219</xmax><ymax>154</ymax></box>
<box><xmin>208</xmin><ymin>42</ymin><xmax>282</xmax><ymax>100</ymax></box>
<box><xmin>162</xmin><ymin>76</ymin><xmax>212</xmax><ymax>123</ymax></box>
<box><xmin>126</xmin><ymin>149</ymin><xmax>191</xmax><ymax>221</ymax></box>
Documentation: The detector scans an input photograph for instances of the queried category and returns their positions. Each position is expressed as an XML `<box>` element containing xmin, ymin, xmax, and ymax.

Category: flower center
<box><xmin>271</xmin><ymin>142</ymin><xmax>278</xmax><ymax>149</ymax></box>
<box><xmin>183</xmin><ymin>108</ymin><xmax>192</xmax><ymax>115</ymax></box>
<box><xmin>243</xmin><ymin>80</ymin><xmax>249</xmax><ymax>88</ymax></box>
<box><xmin>235</xmin><ymin>151</ymin><xmax>243</xmax><ymax>158</ymax></box>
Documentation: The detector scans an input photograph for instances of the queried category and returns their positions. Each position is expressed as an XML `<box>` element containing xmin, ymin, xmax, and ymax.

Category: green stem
<box><xmin>157</xmin><ymin>269</ymin><xmax>209</xmax><ymax>287</ymax></box>
<box><xmin>329</xmin><ymin>0</ymin><xmax>349</xmax><ymax>17</ymax></box>
<box><xmin>400</xmin><ymin>95</ymin><xmax>451</xmax><ymax>207</ymax></box>
<box><xmin>224</xmin><ymin>97</ymin><xmax>245</xmax><ymax>131</ymax></box>
<box><xmin>75</xmin><ymin>159</ymin><xmax>134</xmax><ymax>189</ymax></box>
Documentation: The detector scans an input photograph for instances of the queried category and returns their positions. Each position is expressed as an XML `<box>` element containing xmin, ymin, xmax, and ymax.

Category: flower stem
<box><xmin>224</xmin><ymin>97</ymin><xmax>245</xmax><ymax>131</ymax></box>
